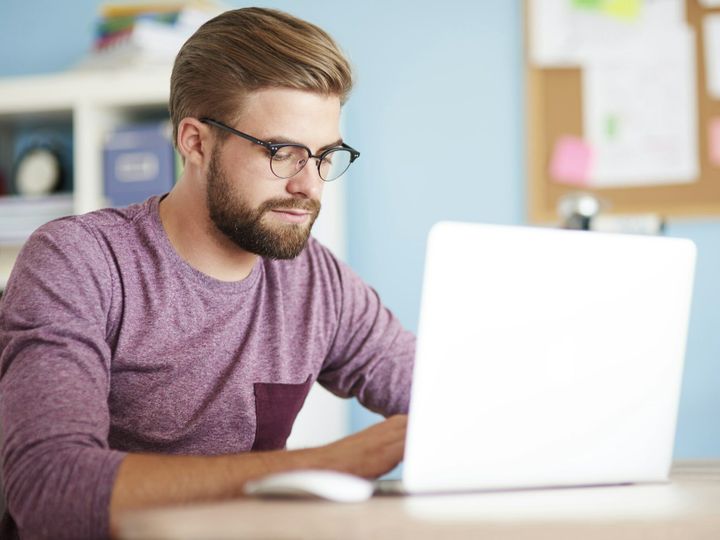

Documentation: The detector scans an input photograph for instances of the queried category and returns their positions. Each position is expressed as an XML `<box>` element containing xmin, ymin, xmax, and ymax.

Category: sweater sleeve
<box><xmin>0</xmin><ymin>219</ymin><xmax>126</xmax><ymax>540</ymax></box>
<box><xmin>317</xmin><ymin>248</ymin><xmax>416</xmax><ymax>417</ymax></box>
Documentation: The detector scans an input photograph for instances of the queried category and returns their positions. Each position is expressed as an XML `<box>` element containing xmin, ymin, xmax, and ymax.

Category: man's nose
<box><xmin>285</xmin><ymin>158</ymin><xmax>323</xmax><ymax>199</ymax></box>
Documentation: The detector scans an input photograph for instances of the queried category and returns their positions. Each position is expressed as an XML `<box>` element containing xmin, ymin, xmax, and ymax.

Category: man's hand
<box><xmin>314</xmin><ymin>414</ymin><xmax>407</xmax><ymax>479</ymax></box>
<box><xmin>110</xmin><ymin>414</ymin><xmax>408</xmax><ymax>532</ymax></box>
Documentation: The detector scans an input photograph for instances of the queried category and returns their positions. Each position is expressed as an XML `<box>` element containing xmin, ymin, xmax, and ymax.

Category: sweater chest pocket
<box><xmin>251</xmin><ymin>375</ymin><xmax>313</xmax><ymax>451</ymax></box>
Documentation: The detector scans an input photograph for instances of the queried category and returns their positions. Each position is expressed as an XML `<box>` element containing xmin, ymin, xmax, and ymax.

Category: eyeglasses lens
<box><xmin>270</xmin><ymin>146</ymin><xmax>353</xmax><ymax>182</ymax></box>
<box><xmin>319</xmin><ymin>148</ymin><xmax>352</xmax><ymax>182</ymax></box>
<box><xmin>270</xmin><ymin>146</ymin><xmax>308</xmax><ymax>179</ymax></box>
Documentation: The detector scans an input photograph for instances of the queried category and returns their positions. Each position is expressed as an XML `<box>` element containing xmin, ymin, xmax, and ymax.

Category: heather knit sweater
<box><xmin>0</xmin><ymin>195</ymin><xmax>415</xmax><ymax>539</ymax></box>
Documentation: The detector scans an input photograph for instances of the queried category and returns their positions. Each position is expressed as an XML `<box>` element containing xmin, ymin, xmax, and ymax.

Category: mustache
<box><xmin>258</xmin><ymin>198</ymin><xmax>321</xmax><ymax>215</ymax></box>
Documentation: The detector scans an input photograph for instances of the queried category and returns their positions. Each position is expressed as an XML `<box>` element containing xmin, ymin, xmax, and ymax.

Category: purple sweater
<box><xmin>0</xmin><ymin>195</ymin><xmax>415</xmax><ymax>539</ymax></box>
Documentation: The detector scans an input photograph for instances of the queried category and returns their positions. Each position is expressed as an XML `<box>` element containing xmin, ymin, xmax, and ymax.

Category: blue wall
<box><xmin>0</xmin><ymin>1</ymin><xmax>717</xmax><ymax>458</ymax></box>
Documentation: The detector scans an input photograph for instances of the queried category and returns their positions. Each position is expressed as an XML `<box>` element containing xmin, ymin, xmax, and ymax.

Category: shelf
<box><xmin>0</xmin><ymin>67</ymin><xmax>174</xmax><ymax>285</ymax></box>
<box><xmin>0</xmin><ymin>193</ymin><xmax>75</xmax><ymax>246</ymax></box>
<box><xmin>0</xmin><ymin>67</ymin><xmax>172</xmax><ymax>116</ymax></box>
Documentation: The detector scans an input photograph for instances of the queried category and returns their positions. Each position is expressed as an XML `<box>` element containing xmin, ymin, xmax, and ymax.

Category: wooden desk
<box><xmin>118</xmin><ymin>461</ymin><xmax>720</xmax><ymax>540</ymax></box>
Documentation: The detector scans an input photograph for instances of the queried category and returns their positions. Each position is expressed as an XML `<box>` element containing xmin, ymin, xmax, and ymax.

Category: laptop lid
<box><xmin>403</xmin><ymin>222</ymin><xmax>696</xmax><ymax>493</ymax></box>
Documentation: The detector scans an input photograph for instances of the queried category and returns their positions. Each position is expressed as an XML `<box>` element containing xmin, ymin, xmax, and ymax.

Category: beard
<box><xmin>206</xmin><ymin>148</ymin><xmax>321</xmax><ymax>260</ymax></box>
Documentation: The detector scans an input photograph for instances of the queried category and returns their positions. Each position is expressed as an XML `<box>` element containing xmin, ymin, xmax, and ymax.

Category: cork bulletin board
<box><xmin>527</xmin><ymin>0</ymin><xmax>720</xmax><ymax>223</ymax></box>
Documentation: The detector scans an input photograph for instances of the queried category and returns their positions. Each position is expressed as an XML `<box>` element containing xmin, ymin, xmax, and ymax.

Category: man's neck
<box><xmin>158</xmin><ymin>180</ymin><xmax>259</xmax><ymax>282</ymax></box>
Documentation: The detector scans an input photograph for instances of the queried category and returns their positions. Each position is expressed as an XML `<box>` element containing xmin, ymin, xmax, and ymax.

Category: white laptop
<box><xmin>386</xmin><ymin>221</ymin><xmax>696</xmax><ymax>495</ymax></box>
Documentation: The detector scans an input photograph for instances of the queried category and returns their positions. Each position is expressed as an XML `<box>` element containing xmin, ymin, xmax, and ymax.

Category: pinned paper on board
<box><xmin>572</xmin><ymin>0</ymin><xmax>604</xmax><ymax>9</ymax></box>
<box><xmin>582</xmin><ymin>26</ymin><xmax>698</xmax><ymax>187</ymax></box>
<box><xmin>549</xmin><ymin>136</ymin><xmax>593</xmax><ymax>186</ymax></box>
<box><xmin>604</xmin><ymin>0</ymin><xmax>642</xmax><ymax>20</ymax></box>
<box><xmin>708</xmin><ymin>118</ymin><xmax>720</xmax><ymax>166</ymax></box>
<box><xmin>572</xmin><ymin>0</ymin><xmax>642</xmax><ymax>20</ymax></box>
<box><xmin>529</xmin><ymin>0</ymin><xmax>684</xmax><ymax>67</ymax></box>
<box><xmin>527</xmin><ymin>0</ymin><xmax>720</xmax><ymax>221</ymax></box>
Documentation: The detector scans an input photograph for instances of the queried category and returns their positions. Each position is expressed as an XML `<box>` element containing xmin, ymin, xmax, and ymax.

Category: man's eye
<box><xmin>273</xmin><ymin>150</ymin><xmax>294</xmax><ymax>161</ymax></box>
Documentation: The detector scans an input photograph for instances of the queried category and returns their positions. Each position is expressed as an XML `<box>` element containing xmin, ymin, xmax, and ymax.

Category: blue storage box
<box><xmin>103</xmin><ymin>121</ymin><xmax>175</xmax><ymax>206</ymax></box>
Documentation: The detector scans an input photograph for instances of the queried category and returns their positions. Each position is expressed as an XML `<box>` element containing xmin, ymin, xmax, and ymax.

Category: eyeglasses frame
<box><xmin>199</xmin><ymin>117</ymin><xmax>360</xmax><ymax>182</ymax></box>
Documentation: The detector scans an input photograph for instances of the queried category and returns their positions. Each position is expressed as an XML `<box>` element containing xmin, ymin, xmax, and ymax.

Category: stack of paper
<box><xmin>75</xmin><ymin>1</ymin><xmax>224</xmax><ymax>70</ymax></box>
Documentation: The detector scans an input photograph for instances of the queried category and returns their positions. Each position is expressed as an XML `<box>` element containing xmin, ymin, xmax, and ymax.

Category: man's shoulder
<box><xmin>31</xmin><ymin>197</ymin><xmax>155</xmax><ymax>248</ymax></box>
<box><xmin>71</xmin><ymin>198</ymin><xmax>153</xmax><ymax>234</ymax></box>
<box><xmin>16</xmin><ymin>198</ymin><xmax>157</xmax><ymax>281</ymax></box>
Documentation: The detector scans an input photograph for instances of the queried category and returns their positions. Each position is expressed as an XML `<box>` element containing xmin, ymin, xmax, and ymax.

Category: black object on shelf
<box><xmin>10</xmin><ymin>127</ymin><xmax>74</xmax><ymax>196</ymax></box>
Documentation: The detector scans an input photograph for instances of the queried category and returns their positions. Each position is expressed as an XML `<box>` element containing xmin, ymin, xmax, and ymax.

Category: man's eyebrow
<box><xmin>264</xmin><ymin>136</ymin><xmax>344</xmax><ymax>153</ymax></box>
<box><xmin>318</xmin><ymin>139</ymin><xmax>344</xmax><ymax>152</ymax></box>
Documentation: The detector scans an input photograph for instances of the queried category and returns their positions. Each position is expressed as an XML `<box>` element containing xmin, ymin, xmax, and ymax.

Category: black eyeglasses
<box><xmin>200</xmin><ymin>117</ymin><xmax>360</xmax><ymax>182</ymax></box>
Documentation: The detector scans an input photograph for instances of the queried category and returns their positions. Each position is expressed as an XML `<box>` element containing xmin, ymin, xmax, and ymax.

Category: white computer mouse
<box><xmin>244</xmin><ymin>469</ymin><xmax>374</xmax><ymax>503</ymax></box>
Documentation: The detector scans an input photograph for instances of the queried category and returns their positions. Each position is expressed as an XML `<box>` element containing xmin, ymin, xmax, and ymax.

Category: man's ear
<box><xmin>177</xmin><ymin>118</ymin><xmax>211</xmax><ymax>167</ymax></box>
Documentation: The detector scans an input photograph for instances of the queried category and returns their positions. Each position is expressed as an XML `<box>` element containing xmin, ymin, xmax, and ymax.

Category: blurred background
<box><xmin>0</xmin><ymin>0</ymin><xmax>717</xmax><ymax>459</ymax></box>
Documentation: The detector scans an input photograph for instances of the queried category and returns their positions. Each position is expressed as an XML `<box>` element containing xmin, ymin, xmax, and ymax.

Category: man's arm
<box><xmin>311</xmin><ymin>242</ymin><xmax>416</xmax><ymax>416</ymax></box>
<box><xmin>0</xmin><ymin>221</ymin><xmax>124</xmax><ymax>539</ymax></box>
<box><xmin>110</xmin><ymin>415</ymin><xmax>406</xmax><ymax>526</ymax></box>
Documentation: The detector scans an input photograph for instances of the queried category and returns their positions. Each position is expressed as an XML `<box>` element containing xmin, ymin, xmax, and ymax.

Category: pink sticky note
<box><xmin>709</xmin><ymin>118</ymin><xmax>720</xmax><ymax>166</ymax></box>
<box><xmin>549</xmin><ymin>136</ymin><xmax>593</xmax><ymax>186</ymax></box>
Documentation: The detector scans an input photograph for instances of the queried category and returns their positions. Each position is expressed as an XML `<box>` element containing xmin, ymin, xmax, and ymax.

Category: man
<box><xmin>0</xmin><ymin>8</ymin><xmax>414</xmax><ymax>539</ymax></box>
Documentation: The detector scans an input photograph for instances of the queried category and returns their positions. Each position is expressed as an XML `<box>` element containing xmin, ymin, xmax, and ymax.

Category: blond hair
<box><xmin>169</xmin><ymin>7</ymin><xmax>353</xmax><ymax>146</ymax></box>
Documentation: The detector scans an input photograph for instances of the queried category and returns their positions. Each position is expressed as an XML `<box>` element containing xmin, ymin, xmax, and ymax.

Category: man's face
<box><xmin>206</xmin><ymin>88</ymin><xmax>342</xmax><ymax>259</ymax></box>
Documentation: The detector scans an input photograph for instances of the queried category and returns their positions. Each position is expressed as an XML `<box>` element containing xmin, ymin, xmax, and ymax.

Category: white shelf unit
<box><xmin>0</xmin><ymin>67</ymin><xmax>174</xmax><ymax>213</ymax></box>
<box><xmin>0</xmin><ymin>67</ymin><xmax>351</xmax><ymax>444</ymax></box>
<box><xmin>0</xmin><ymin>67</ymin><xmax>174</xmax><ymax>288</ymax></box>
